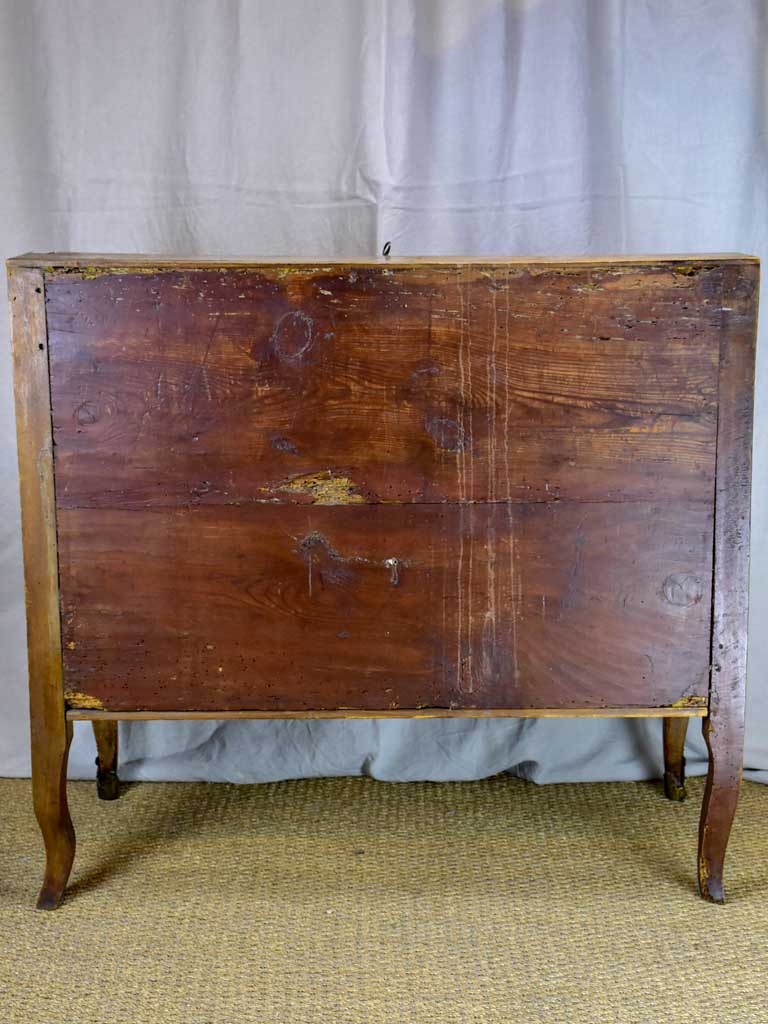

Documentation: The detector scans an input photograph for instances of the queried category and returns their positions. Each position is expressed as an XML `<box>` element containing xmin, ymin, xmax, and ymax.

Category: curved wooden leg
<box><xmin>696</xmin><ymin>263</ymin><xmax>753</xmax><ymax>903</ymax></box>
<box><xmin>663</xmin><ymin>717</ymin><xmax>688</xmax><ymax>801</ymax></box>
<box><xmin>92</xmin><ymin>720</ymin><xmax>120</xmax><ymax>800</ymax></box>
<box><xmin>698</xmin><ymin>712</ymin><xmax>743</xmax><ymax>904</ymax></box>
<box><xmin>12</xmin><ymin>268</ymin><xmax>77</xmax><ymax>908</ymax></box>
<box><xmin>32</xmin><ymin>719</ymin><xmax>76</xmax><ymax>910</ymax></box>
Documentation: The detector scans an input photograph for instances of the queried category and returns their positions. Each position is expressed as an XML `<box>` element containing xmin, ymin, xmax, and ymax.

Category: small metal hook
<box><xmin>382</xmin><ymin>241</ymin><xmax>391</xmax><ymax>258</ymax></box>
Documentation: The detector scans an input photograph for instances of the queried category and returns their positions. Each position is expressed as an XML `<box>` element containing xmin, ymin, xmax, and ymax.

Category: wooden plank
<box><xmin>7</xmin><ymin>252</ymin><xmax>759</xmax><ymax>270</ymax></box>
<box><xmin>68</xmin><ymin>707</ymin><xmax>707</xmax><ymax>721</ymax></box>
<box><xmin>8</xmin><ymin>267</ymin><xmax>62</xmax><ymax>701</ymax></box>
<box><xmin>8</xmin><ymin>265</ymin><xmax>75</xmax><ymax>908</ymax></box>
<box><xmin>698</xmin><ymin>259</ymin><xmax>759</xmax><ymax>902</ymax></box>
<box><xmin>57</xmin><ymin>501</ymin><xmax>713</xmax><ymax>713</ymax></box>
<box><xmin>45</xmin><ymin>262</ymin><xmax>721</xmax><ymax>508</ymax></box>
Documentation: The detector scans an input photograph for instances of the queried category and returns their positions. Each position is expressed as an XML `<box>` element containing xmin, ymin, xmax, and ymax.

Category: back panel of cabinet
<box><xmin>46</xmin><ymin>261</ymin><xmax>720</xmax><ymax>712</ymax></box>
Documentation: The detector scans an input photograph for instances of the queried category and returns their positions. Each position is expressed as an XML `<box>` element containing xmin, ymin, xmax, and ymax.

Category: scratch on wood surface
<box><xmin>52</xmin><ymin>265</ymin><xmax>161</xmax><ymax>279</ymax></box>
<box><xmin>504</xmin><ymin>267</ymin><xmax>520</xmax><ymax>685</ymax></box>
<box><xmin>277</xmin><ymin>470</ymin><xmax>366</xmax><ymax>505</ymax></box>
<box><xmin>466</xmin><ymin>271</ymin><xmax>475</xmax><ymax>690</ymax></box>
<box><xmin>562</xmin><ymin>516</ymin><xmax>586</xmax><ymax>609</ymax></box>
<box><xmin>485</xmin><ymin>272</ymin><xmax>499</xmax><ymax>666</ymax></box>
<box><xmin>64</xmin><ymin>690</ymin><xmax>104</xmax><ymax>710</ymax></box>
<box><xmin>456</xmin><ymin>268</ymin><xmax>466</xmax><ymax>691</ymax></box>
<box><xmin>297</xmin><ymin>532</ymin><xmax>411</xmax><ymax>597</ymax></box>
<box><xmin>200</xmin><ymin>365</ymin><xmax>212</xmax><ymax>402</ymax></box>
<box><xmin>425</xmin><ymin>415</ymin><xmax>470</xmax><ymax>453</ymax></box>
<box><xmin>35</xmin><ymin>442</ymin><xmax>51</xmax><ymax>488</ymax></box>
<box><xmin>271</xmin><ymin>309</ymin><xmax>315</xmax><ymax>362</ymax></box>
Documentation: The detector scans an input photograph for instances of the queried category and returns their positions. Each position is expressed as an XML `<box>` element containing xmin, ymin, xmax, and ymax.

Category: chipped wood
<box><xmin>63</xmin><ymin>690</ymin><xmax>104</xmax><ymax>710</ymax></box>
<box><xmin>275</xmin><ymin>471</ymin><xmax>366</xmax><ymax>505</ymax></box>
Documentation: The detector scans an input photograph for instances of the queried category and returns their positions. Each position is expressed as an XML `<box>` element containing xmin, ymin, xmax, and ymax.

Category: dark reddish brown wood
<box><xmin>92</xmin><ymin>720</ymin><xmax>119</xmax><ymax>800</ymax></box>
<box><xmin>57</xmin><ymin>501</ymin><xmax>712</xmax><ymax>712</ymax></box>
<box><xmin>698</xmin><ymin>261</ymin><xmax>759</xmax><ymax>903</ymax></box>
<box><xmin>44</xmin><ymin>263</ymin><xmax>721</xmax><ymax>510</ymax></box>
<box><xmin>663</xmin><ymin>717</ymin><xmax>689</xmax><ymax>800</ymax></box>
<box><xmin>7</xmin><ymin>252</ymin><xmax>758</xmax><ymax>907</ymax></box>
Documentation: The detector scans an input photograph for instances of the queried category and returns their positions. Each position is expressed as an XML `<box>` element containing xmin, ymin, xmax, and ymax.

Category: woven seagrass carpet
<box><xmin>0</xmin><ymin>775</ymin><xmax>766</xmax><ymax>1023</ymax></box>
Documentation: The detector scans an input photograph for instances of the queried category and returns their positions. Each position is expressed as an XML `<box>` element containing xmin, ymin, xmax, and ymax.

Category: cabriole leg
<box><xmin>663</xmin><ymin>717</ymin><xmax>688</xmax><ymax>801</ymax></box>
<box><xmin>696</xmin><ymin>261</ymin><xmax>754</xmax><ymax>903</ymax></box>
<box><xmin>698</xmin><ymin>712</ymin><xmax>743</xmax><ymax>904</ymax></box>
<box><xmin>31</xmin><ymin>718</ymin><xmax>76</xmax><ymax>910</ymax></box>
<box><xmin>92</xmin><ymin>720</ymin><xmax>120</xmax><ymax>800</ymax></box>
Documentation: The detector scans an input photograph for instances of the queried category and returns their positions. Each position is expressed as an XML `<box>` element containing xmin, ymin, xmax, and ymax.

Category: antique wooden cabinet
<box><xmin>7</xmin><ymin>253</ymin><xmax>758</xmax><ymax>909</ymax></box>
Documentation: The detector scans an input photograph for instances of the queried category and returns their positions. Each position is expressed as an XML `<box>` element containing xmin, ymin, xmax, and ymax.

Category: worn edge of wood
<box><xmin>8</xmin><ymin>267</ymin><xmax>65</xmax><ymax>727</ymax></box>
<box><xmin>67</xmin><ymin>707</ymin><xmax>708</xmax><ymax>721</ymax></box>
<box><xmin>707</xmin><ymin>260</ymin><xmax>759</xmax><ymax>685</ymax></box>
<box><xmin>10</xmin><ymin>267</ymin><xmax>76</xmax><ymax>910</ymax></box>
<box><xmin>699</xmin><ymin>260</ymin><xmax>760</xmax><ymax>900</ymax></box>
<box><xmin>6</xmin><ymin>251</ymin><xmax>760</xmax><ymax>272</ymax></box>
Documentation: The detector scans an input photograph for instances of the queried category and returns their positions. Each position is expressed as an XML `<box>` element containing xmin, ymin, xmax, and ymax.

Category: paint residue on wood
<box><xmin>277</xmin><ymin>471</ymin><xmax>366</xmax><ymax>505</ymax></box>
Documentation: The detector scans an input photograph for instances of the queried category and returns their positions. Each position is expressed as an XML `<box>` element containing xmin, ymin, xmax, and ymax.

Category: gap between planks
<box><xmin>67</xmin><ymin>707</ymin><xmax>708</xmax><ymax>722</ymax></box>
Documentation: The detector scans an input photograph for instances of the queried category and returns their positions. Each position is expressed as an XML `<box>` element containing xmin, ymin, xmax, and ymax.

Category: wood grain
<box><xmin>7</xmin><ymin>252</ymin><xmax>759</xmax><ymax>908</ymax></box>
<box><xmin>68</xmin><ymin>707</ymin><xmax>707</xmax><ymax>721</ymax></box>
<box><xmin>58</xmin><ymin>501</ymin><xmax>713</xmax><ymax>713</ymax></box>
<box><xmin>698</xmin><ymin>260</ymin><xmax>759</xmax><ymax>902</ymax></box>
<box><xmin>44</xmin><ymin>262</ymin><xmax>721</xmax><ymax>508</ymax></box>
<box><xmin>8</xmin><ymin>266</ymin><xmax>75</xmax><ymax>909</ymax></box>
<box><xmin>8</xmin><ymin>252</ymin><xmax>758</xmax><ymax>269</ymax></box>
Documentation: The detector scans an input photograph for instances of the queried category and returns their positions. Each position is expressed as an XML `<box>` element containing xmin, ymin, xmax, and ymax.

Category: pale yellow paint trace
<box><xmin>275</xmin><ymin>471</ymin><xmax>366</xmax><ymax>505</ymax></box>
<box><xmin>63</xmin><ymin>691</ymin><xmax>105</xmax><ymax>710</ymax></box>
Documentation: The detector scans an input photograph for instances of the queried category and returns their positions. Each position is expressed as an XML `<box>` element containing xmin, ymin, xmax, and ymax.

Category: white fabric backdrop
<box><xmin>0</xmin><ymin>0</ymin><xmax>766</xmax><ymax>785</ymax></box>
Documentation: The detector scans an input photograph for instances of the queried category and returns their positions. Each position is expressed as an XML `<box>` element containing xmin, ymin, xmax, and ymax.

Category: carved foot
<box><xmin>32</xmin><ymin>721</ymin><xmax>76</xmax><ymax>910</ymax></box>
<box><xmin>698</xmin><ymin>715</ymin><xmax>742</xmax><ymax>904</ymax></box>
